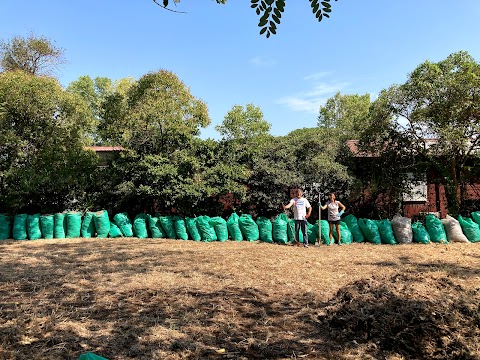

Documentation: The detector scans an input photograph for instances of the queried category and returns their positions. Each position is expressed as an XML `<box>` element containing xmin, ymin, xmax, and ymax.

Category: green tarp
<box><xmin>412</xmin><ymin>222</ymin><xmax>430</xmax><ymax>244</ymax></box>
<box><xmin>133</xmin><ymin>213</ymin><xmax>149</xmax><ymax>239</ymax></box>
<box><xmin>358</xmin><ymin>218</ymin><xmax>381</xmax><ymax>244</ymax></box>
<box><xmin>238</xmin><ymin>214</ymin><xmax>259</xmax><ymax>241</ymax></box>
<box><xmin>27</xmin><ymin>214</ymin><xmax>42</xmax><ymax>240</ymax></box>
<box><xmin>342</xmin><ymin>214</ymin><xmax>365</xmax><ymax>243</ymax></box>
<box><xmin>81</xmin><ymin>212</ymin><xmax>96</xmax><ymax>238</ymax></box>
<box><xmin>93</xmin><ymin>210</ymin><xmax>110</xmax><ymax>238</ymax></box>
<box><xmin>78</xmin><ymin>352</ymin><xmax>109</xmax><ymax>360</ymax></box>
<box><xmin>273</xmin><ymin>213</ymin><xmax>288</xmax><ymax>244</ymax></box>
<box><xmin>66</xmin><ymin>212</ymin><xmax>82</xmax><ymax>238</ymax></box>
<box><xmin>173</xmin><ymin>216</ymin><xmax>189</xmax><ymax>240</ymax></box>
<box><xmin>425</xmin><ymin>214</ymin><xmax>447</xmax><ymax>243</ymax></box>
<box><xmin>376</xmin><ymin>219</ymin><xmax>397</xmax><ymax>245</ymax></box>
<box><xmin>226</xmin><ymin>213</ymin><xmax>243</xmax><ymax>241</ymax></box>
<box><xmin>113</xmin><ymin>213</ymin><xmax>133</xmax><ymax>237</ymax></box>
<box><xmin>0</xmin><ymin>214</ymin><xmax>11</xmax><ymax>240</ymax></box>
<box><xmin>54</xmin><ymin>213</ymin><xmax>67</xmax><ymax>239</ymax></box>
<box><xmin>148</xmin><ymin>215</ymin><xmax>166</xmax><ymax>238</ymax></box>
<box><xmin>210</xmin><ymin>216</ymin><xmax>228</xmax><ymax>242</ymax></box>
<box><xmin>13</xmin><ymin>214</ymin><xmax>28</xmax><ymax>240</ymax></box>
<box><xmin>185</xmin><ymin>217</ymin><xmax>201</xmax><ymax>241</ymax></box>
<box><xmin>458</xmin><ymin>215</ymin><xmax>480</xmax><ymax>243</ymax></box>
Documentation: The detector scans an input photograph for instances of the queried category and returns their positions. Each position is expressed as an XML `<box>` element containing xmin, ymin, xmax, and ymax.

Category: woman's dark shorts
<box><xmin>328</xmin><ymin>220</ymin><xmax>340</xmax><ymax>225</ymax></box>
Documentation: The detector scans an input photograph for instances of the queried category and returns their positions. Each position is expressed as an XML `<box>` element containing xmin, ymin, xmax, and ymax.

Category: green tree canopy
<box><xmin>0</xmin><ymin>34</ymin><xmax>65</xmax><ymax>76</ymax></box>
<box><xmin>0</xmin><ymin>71</ymin><xmax>97</xmax><ymax>213</ymax></box>
<box><xmin>318</xmin><ymin>92</ymin><xmax>371</xmax><ymax>139</ymax></box>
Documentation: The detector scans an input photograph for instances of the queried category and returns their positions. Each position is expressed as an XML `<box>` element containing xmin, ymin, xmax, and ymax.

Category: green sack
<box><xmin>358</xmin><ymin>218</ymin><xmax>381</xmax><ymax>244</ymax></box>
<box><xmin>133</xmin><ymin>213</ymin><xmax>149</xmax><ymax>239</ymax></box>
<box><xmin>39</xmin><ymin>215</ymin><xmax>54</xmax><ymax>239</ymax></box>
<box><xmin>148</xmin><ymin>215</ymin><xmax>166</xmax><ymax>238</ymax></box>
<box><xmin>0</xmin><ymin>214</ymin><xmax>11</xmax><ymax>240</ymax></box>
<box><xmin>472</xmin><ymin>211</ymin><xmax>480</xmax><ymax>225</ymax></box>
<box><xmin>66</xmin><ymin>212</ymin><xmax>82</xmax><ymax>238</ymax></box>
<box><xmin>458</xmin><ymin>215</ymin><xmax>480</xmax><ymax>243</ymax></box>
<box><xmin>159</xmin><ymin>215</ymin><xmax>177</xmax><ymax>239</ymax></box>
<box><xmin>287</xmin><ymin>219</ymin><xmax>299</xmax><ymax>243</ymax></box>
<box><xmin>78</xmin><ymin>352</ymin><xmax>109</xmax><ymax>360</ymax></box>
<box><xmin>54</xmin><ymin>213</ymin><xmax>67</xmax><ymax>239</ymax></box>
<box><xmin>27</xmin><ymin>214</ymin><xmax>42</xmax><ymax>240</ymax></box>
<box><xmin>210</xmin><ymin>216</ymin><xmax>229</xmax><ymax>242</ymax></box>
<box><xmin>412</xmin><ymin>222</ymin><xmax>430</xmax><ymax>244</ymax></box>
<box><xmin>93</xmin><ymin>210</ymin><xmax>110</xmax><ymax>238</ymax></box>
<box><xmin>273</xmin><ymin>213</ymin><xmax>289</xmax><ymax>244</ymax></box>
<box><xmin>81</xmin><ymin>212</ymin><xmax>96</xmax><ymax>238</ymax></box>
<box><xmin>185</xmin><ymin>217</ymin><xmax>201</xmax><ymax>241</ymax></box>
<box><xmin>109</xmin><ymin>223</ymin><xmax>123</xmax><ymax>238</ymax></box>
<box><xmin>376</xmin><ymin>219</ymin><xmax>397</xmax><ymax>245</ymax></box>
<box><xmin>239</xmin><ymin>214</ymin><xmax>259</xmax><ymax>241</ymax></box>
<box><xmin>13</xmin><ymin>214</ymin><xmax>28</xmax><ymax>240</ymax></box>
<box><xmin>307</xmin><ymin>221</ymin><xmax>318</xmax><ymax>245</ymax></box>
<box><xmin>197</xmin><ymin>215</ymin><xmax>217</xmax><ymax>242</ymax></box>
<box><xmin>333</xmin><ymin>221</ymin><xmax>353</xmax><ymax>244</ymax></box>
<box><xmin>113</xmin><ymin>212</ymin><xmax>133</xmax><ymax>237</ymax></box>
<box><xmin>342</xmin><ymin>214</ymin><xmax>365</xmax><ymax>243</ymax></box>
<box><xmin>425</xmin><ymin>214</ymin><xmax>447</xmax><ymax>243</ymax></box>
<box><xmin>256</xmin><ymin>217</ymin><xmax>273</xmax><ymax>243</ymax></box>
<box><xmin>227</xmin><ymin>213</ymin><xmax>243</xmax><ymax>241</ymax></box>
<box><xmin>173</xmin><ymin>216</ymin><xmax>189</xmax><ymax>240</ymax></box>
<box><xmin>307</xmin><ymin>221</ymin><xmax>318</xmax><ymax>244</ymax></box>
<box><xmin>319</xmin><ymin>220</ymin><xmax>331</xmax><ymax>245</ymax></box>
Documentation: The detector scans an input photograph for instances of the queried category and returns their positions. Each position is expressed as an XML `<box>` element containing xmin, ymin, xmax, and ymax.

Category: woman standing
<box><xmin>321</xmin><ymin>193</ymin><xmax>346</xmax><ymax>245</ymax></box>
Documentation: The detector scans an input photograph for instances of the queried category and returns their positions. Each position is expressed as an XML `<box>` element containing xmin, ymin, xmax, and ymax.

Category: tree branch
<box><xmin>152</xmin><ymin>0</ymin><xmax>186</xmax><ymax>14</ymax></box>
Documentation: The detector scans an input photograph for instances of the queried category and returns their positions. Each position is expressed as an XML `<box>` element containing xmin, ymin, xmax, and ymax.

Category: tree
<box><xmin>0</xmin><ymin>71</ymin><xmax>97</xmax><ymax>213</ymax></box>
<box><xmin>216</xmin><ymin>103</ymin><xmax>271</xmax><ymax>141</ymax></box>
<box><xmin>0</xmin><ymin>34</ymin><xmax>65</xmax><ymax>76</ymax></box>
<box><xmin>154</xmin><ymin>0</ymin><xmax>338</xmax><ymax>37</ymax></box>
<box><xmin>318</xmin><ymin>92</ymin><xmax>371</xmax><ymax>139</ymax></box>
<box><xmin>367</xmin><ymin>52</ymin><xmax>480</xmax><ymax>216</ymax></box>
<box><xmin>402</xmin><ymin>52</ymin><xmax>480</xmax><ymax>215</ymax></box>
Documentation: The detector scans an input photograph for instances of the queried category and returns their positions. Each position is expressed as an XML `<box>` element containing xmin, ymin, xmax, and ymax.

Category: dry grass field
<box><xmin>0</xmin><ymin>238</ymin><xmax>479</xmax><ymax>360</ymax></box>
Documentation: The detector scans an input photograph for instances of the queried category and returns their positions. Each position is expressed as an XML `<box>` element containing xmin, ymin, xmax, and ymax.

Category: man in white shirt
<box><xmin>283</xmin><ymin>189</ymin><xmax>312</xmax><ymax>247</ymax></box>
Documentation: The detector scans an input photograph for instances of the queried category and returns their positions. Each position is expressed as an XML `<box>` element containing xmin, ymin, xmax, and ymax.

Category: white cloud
<box><xmin>276</xmin><ymin>74</ymin><xmax>349</xmax><ymax>114</ymax></box>
<box><xmin>249</xmin><ymin>56</ymin><xmax>276</xmax><ymax>68</ymax></box>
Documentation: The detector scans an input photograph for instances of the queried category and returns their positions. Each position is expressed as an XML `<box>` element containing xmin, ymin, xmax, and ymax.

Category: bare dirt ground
<box><xmin>0</xmin><ymin>238</ymin><xmax>479</xmax><ymax>360</ymax></box>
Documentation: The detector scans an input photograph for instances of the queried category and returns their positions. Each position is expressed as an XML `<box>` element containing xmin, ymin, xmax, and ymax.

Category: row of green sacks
<box><xmin>1</xmin><ymin>210</ymin><xmax>480</xmax><ymax>244</ymax></box>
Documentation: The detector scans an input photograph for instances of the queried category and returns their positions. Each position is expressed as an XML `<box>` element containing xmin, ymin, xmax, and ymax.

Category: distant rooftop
<box><xmin>85</xmin><ymin>146</ymin><xmax>125</xmax><ymax>152</ymax></box>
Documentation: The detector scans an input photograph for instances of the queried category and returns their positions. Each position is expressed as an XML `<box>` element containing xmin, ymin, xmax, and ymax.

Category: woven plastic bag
<box><xmin>412</xmin><ymin>222</ymin><xmax>430</xmax><ymax>244</ymax></box>
<box><xmin>273</xmin><ymin>213</ymin><xmax>288</xmax><ymax>244</ymax></box>
<box><xmin>210</xmin><ymin>216</ymin><xmax>229</xmax><ymax>242</ymax></box>
<box><xmin>391</xmin><ymin>215</ymin><xmax>413</xmax><ymax>244</ymax></box>
<box><xmin>358</xmin><ymin>218</ymin><xmax>381</xmax><ymax>244</ymax></box>
<box><xmin>458</xmin><ymin>215</ymin><xmax>480</xmax><ymax>243</ymax></box>
<box><xmin>238</xmin><ymin>214</ymin><xmax>259</xmax><ymax>241</ymax></box>
<box><xmin>442</xmin><ymin>215</ymin><xmax>469</xmax><ymax>243</ymax></box>
<box><xmin>27</xmin><ymin>214</ymin><xmax>42</xmax><ymax>240</ymax></box>
<box><xmin>376</xmin><ymin>219</ymin><xmax>397</xmax><ymax>245</ymax></box>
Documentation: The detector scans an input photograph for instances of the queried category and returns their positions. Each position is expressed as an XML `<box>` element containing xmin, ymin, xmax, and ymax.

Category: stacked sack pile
<box><xmin>0</xmin><ymin>210</ymin><xmax>479</xmax><ymax>245</ymax></box>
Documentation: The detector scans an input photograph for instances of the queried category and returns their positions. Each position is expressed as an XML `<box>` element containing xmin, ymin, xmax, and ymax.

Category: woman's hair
<box><xmin>329</xmin><ymin>193</ymin><xmax>336</xmax><ymax>198</ymax></box>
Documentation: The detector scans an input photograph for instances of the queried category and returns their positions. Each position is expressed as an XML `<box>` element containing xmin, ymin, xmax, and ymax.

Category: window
<box><xmin>403</xmin><ymin>173</ymin><xmax>427</xmax><ymax>202</ymax></box>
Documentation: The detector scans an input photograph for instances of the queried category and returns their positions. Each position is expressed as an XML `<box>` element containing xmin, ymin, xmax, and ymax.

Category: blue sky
<box><xmin>1</xmin><ymin>0</ymin><xmax>480</xmax><ymax>139</ymax></box>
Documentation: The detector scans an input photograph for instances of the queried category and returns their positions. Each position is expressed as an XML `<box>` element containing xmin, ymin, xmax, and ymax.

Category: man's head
<box><xmin>296</xmin><ymin>189</ymin><xmax>304</xmax><ymax>198</ymax></box>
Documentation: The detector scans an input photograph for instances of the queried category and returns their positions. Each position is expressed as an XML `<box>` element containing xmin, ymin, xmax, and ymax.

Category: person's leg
<box><xmin>301</xmin><ymin>220</ymin><xmax>308</xmax><ymax>246</ymax></box>
<box><xmin>336</xmin><ymin>223</ymin><xmax>341</xmax><ymax>244</ymax></box>
<box><xmin>294</xmin><ymin>220</ymin><xmax>300</xmax><ymax>244</ymax></box>
<box><xmin>329</xmin><ymin>223</ymin><xmax>334</xmax><ymax>244</ymax></box>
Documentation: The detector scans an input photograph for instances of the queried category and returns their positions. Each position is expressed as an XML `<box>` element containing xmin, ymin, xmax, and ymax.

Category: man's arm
<box><xmin>283</xmin><ymin>199</ymin><xmax>294</xmax><ymax>210</ymax></box>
